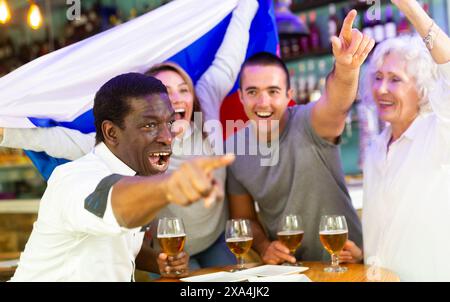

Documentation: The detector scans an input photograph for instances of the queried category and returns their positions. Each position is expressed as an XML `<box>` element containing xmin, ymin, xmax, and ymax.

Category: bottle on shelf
<box><xmin>328</xmin><ymin>3</ymin><xmax>339</xmax><ymax>47</ymax></box>
<box><xmin>372</xmin><ymin>9</ymin><xmax>385</xmax><ymax>43</ymax></box>
<box><xmin>357</xmin><ymin>100</ymin><xmax>380</xmax><ymax>170</ymax></box>
<box><xmin>422</xmin><ymin>2</ymin><xmax>431</xmax><ymax>18</ymax></box>
<box><xmin>129</xmin><ymin>8</ymin><xmax>138</xmax><ymax>20</ymax></box>
<box><xmin>281</xmin><ymin>38</ymin><xmax>291</xmax><ymax>59</ymax></box>
<box><xmin>384</xmin><ymin>4</ymin><xmax>397</xmax><ymax>40</ymax></box>
<box><xmin>289</xmin><ymin>68</ymin><xmax>298</xmax><ymax>102</ymax></box>
<box><xmin>299</xmin><ymin>13</ymin><xmax>310</xmax><ymax>55</ymax></box>
<box><xmin>362</xmin><ymin>10</ymin><xmax>375</xmax><ymax>41</ymax></box>
<box><xmin>308</xmin><ymin>11</ymin><xmax>321</xmax><ymax>53</ymax></box>
<box><xmin>397</xmin><ymin>11</ymin><xmax>411</xmax><ymax>35</ymax></box>
<box><xmin>297</xmin><ymin>62</ymin><xmax>308</xmax><ymax>104</ymax></box>
<box><xmin>306</xmin><ymin>60</ymin><xmax>318</xmax><ymax>103</ymax></box>
<box><xmin>310</xmin><ymin>59</ymin><xmax>327</xmax><ymax>103</ymax></box>
<box><xmin>290</xmin><ymin>36</ymin><xmax>300</xmax><ymax>58</ymax></box>
<box><xmin>355</xmin><ymin>0</ymin><xmax>368</xmax><ymax>6</ymax></box>
<box><xmin>317</xmin><ymin>59</ymin><xmax>327</xmax><ymax>94</ymax></box>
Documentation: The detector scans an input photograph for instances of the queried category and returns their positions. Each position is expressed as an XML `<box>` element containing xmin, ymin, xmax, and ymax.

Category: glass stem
<box><xmin>237</xmin><ymin>255</ymin><xmax>244</xmax><ymax>269</ymax></box>
<box><xmin>331</xmin><ymin>253</ymin><xmax>339</xmax><ymax>267</ymax></box>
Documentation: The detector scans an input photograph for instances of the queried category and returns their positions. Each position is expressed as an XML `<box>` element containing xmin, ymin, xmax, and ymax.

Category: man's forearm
<box><xmin>251</xmin><ymin>220</ymin><xmax>272</xmax><ymax>256</ymax></box>
<box><xmin>396</xmin><ymin>0</ymin><xmax>450</xmax><ymax>63</ymax></box>
<box><xmin>135</xmin><ymin>243</ymin><xmax>160</xmax><ymax>273</ymax></box>
<box><xmin>326</xmin><ymin>64</ymin><xmax>360</xmax><ymax>115</ymax></box>
<box><xmin>113</xmin><ymin>155</ymin><xmax>233</xmax><ymax>229</ymax></box>
<box><xmin>111</xmin><ymin>175</ymin><xmax>170</xmax><ymax>229</ymax></box>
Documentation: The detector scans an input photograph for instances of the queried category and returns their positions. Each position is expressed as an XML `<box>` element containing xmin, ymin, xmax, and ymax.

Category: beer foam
<box><xmin>277</xmin><ymin>230</ymin><xmax>304</xmax><ymax>236</ymax></box>
<box><xmin>157</xmin><ymin>233</ymin><xmax>186</xmax><ymax>238</ymax></box>
<box><xmin>226</xmin><ymin>237</ymin><xmax>253</xmax><ymax>242</ymax></box>
<box><xmin>319</xmin><ymin>230</ymin><xmax>348</xmax><ymax>235</ymax></box>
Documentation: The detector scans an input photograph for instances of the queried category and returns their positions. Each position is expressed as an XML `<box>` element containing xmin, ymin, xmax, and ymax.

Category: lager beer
<box><xmin>319</xmin><ymin>215</ymin><xmax>348</xmax><ymax>272</ymax></box>
<box><xmin>158</xmin><ymin>234</ymin><xmax>186</xmax><ymax>256</ymax></box>
<box><xmin>277</xmin><ymin>230</ymin><xmax>304</xmax><ymax>253</ymax></box>
<box><xmin>226</xmin><ymin>237</ymin><xmax>253</xmax><ymax>256</ymax></box>
<box><xmin>225</xmin><ymin>219</ymin><xmax>253</xmax><ymax>271</ymax></box>
<box><xmin>319</xmin><ymin>230</ymin><xmax>348</xmax><ymax>254</ymax></box>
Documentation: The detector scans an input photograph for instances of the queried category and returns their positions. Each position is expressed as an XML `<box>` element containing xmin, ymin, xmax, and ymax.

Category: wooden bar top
<box><xmin>0</xmin><ymin>252</ymin><xmax>20</xmax><ymax>282</ymax></box>
<box><xmin>155</xmin><ymin>262</ymin><xmax>400</xmax><ymax>282</ymax></box>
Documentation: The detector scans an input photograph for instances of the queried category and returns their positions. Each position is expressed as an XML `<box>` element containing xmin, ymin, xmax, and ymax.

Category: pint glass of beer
<box><xmin>157</xmin><ymin>217</ymin><xmax>186</xmax><ymax>274</ymax></box>
<box><xmin>277</xmin><ymin>214</ymin><xmax>304</xmax><ymax>266</ymax></box>
<box><xmin>319</xmin><ymin>215</ymin><xmax>348</xmax><ymax>272</ymax></box>
<box><xmin>225</xmin><ymin>219</ymin><xmax>253</xmax><ymax>271</ymax></box>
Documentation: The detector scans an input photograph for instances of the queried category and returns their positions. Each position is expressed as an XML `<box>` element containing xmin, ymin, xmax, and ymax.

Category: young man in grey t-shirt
<box><xmin>226</xmin><ymin>10</ymin><xmax>375</xmax><ymax>264</ymax></box>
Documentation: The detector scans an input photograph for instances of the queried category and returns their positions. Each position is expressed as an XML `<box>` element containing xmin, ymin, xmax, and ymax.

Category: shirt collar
<box><xmin>401</xmin><ymin>113</ymin><xmax>426</xmax><ymax>141</ymax></box>
<box><xmin>379</xmin><ymin>113</ymin><xmax>426</xmax><ymax>148</ymax></box>
<box><xmin>93</xmin><ymin>142</ymin><xmax>136</xmax><ymax>176</ymax></box>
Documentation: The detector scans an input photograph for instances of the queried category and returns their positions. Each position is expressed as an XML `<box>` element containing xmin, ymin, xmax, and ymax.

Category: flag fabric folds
<box><xmin>0</xmin><ymin>0</ymin><xmax>278</xmax><ymax>179</ymax></box>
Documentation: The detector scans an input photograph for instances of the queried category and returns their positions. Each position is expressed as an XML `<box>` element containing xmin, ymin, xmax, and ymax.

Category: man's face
<box><xmin>239</xmin><ymin>65</ymin><xmax>292</xmax><ymax>135</ymax></box>
<box><xmin>114</xmin><ymin>94</ymin><xmax>175</xmax><ymax>176</ymax></box>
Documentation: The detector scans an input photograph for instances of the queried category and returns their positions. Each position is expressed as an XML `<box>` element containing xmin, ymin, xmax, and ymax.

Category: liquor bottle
<box><xmin>289</xmin><ymin>68</ymin><xmax>298</xmax><ymax>102</ymax></box>
<box><xmin>317</xmin><ymin>60</ymin><xmax>327</xmax><ymax>95</ymax></box>
<box><xmin>372</xmin><ymin>10</ymin><xmax>385</xmax><ymax>43</ymax></box>
<box><xmin>308</xmin><ymin>11</ymin><xmax>321</xmax><ymax>52</ymax></box>
<box><xmin>362</xmin><ymin>11</ymin><xmax>374</xmax><ymax>40</ymax></box>
<box><xmin>384</xmin><ymin>4</ymin><xmax>397</xmax><ymax>40</ymax></box>
<box><xmin>397</xmin><ymin>11</ymin><xmax>411</xmax><ymax>35</ymax></box>
<box><xmin>306</xmin><ymin>60</ymin><xmax>317</xmax><ymax>103</ymax></box>
<box><xmin>299</xmin><ymin>14</ymin><xmax>310</xmax><ymax>55</ymax></box>
<box><xmin>281</xmin><ymin>38</ymin><xmax>291</xmax><ymax>59</ymax></box>
<box><xmin>290</xmin><ymin>36</ymin><xmax>300</xmax><ymax>57</ymax></box>
<box><xmin>328</xmin><ymin>3</ymin><xmax>339</xmax><ymax>45</ymax></box>
<box><xmin>422</xmin><ymin>2</ymin><xmax>430</xmax><ymax>15</ymax></box>
<box><xmin>310</xmin><ymin>60</ymin><xmax>327</xmax><ymax>103</ymax></box>
<box><xmin>297</xmin><ymin>63</ymin><xmax>307</xmax><ymax>104</ymax></box>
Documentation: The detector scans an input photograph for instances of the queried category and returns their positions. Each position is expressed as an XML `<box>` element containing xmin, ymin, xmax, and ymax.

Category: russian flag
<box><xmin>0</xmin><ymin>0</ymin><xmax>279</xmax><ymax>180</ymax></box>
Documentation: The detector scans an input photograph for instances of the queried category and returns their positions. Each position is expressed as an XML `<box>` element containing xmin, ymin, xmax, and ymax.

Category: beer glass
<box><xmin>277</xmin><ymin>214</ymin><xmax>304</xmax><ymax>266</ymax></box>
<box><xmin>225</xmin><ymin>219</ymin><xmax>253</xmax><ymax>271</ymax></box>
<box><xmin>319</xmin><ymin>215</ymin><xmax>348</xmax><ymax>272</ymax></box>
<box><xmin>157</xmin><ymin>217</ymin><xmax>186</xmax><ymax>275</ymax></box>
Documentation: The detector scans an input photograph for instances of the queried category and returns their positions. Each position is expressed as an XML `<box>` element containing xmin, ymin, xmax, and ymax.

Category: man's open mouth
<box><xmin>175</xmin><ymin>108</ymin><xmax>186</xmax><ymax>120</ymax></box>
<box><xmin>148</xmin><ymin>152</ymin><xmax>171</xmax><ymax>171</ymax></box>
<box><xmin>255</xmin><ymin>111</ymin><xmax>274</xmax><ymax>119</ymax></box>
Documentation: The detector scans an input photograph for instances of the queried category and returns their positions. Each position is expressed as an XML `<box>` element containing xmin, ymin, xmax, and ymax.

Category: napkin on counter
<box><xmin>248</xmin><ymin>274</ymin><xmax>312</xmax><ymax>282</ymax></box>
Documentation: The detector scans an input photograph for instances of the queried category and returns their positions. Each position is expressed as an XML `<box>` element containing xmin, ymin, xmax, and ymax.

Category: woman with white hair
<box><xmin>339</xmin><ymin>0</ymin><xmax>450</xmax><ymax>281</ymax></box>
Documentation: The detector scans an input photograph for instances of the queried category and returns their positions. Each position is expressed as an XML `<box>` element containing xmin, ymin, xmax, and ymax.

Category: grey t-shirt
<box><xmin>226</xmin><ymin>103</ymin><xmax>362</xmax><ymax>261</ymax></box>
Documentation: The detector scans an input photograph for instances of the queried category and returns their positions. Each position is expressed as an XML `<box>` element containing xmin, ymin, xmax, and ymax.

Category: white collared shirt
<box><xmin>362</xmin><ymin>62</ymin><xmax>450</xmax><ymax>281</ymax></box>
<box><xmin>11</xmin><ymin>143</ymin><xmax>144</xmax><ymax>282</ymax></box>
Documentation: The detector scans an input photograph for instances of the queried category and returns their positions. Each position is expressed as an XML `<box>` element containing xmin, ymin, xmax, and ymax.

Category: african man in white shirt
<box><xmin>10</xmin><ymin>73</ymin><xmax>234</xmax><ymax>281</ymax></box>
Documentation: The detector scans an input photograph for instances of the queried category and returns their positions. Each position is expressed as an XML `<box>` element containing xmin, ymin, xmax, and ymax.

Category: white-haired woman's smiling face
<box><xmin>372</xmin><ymin>52</ymin><xmax>421</xmax><ymax>126</ymax></box>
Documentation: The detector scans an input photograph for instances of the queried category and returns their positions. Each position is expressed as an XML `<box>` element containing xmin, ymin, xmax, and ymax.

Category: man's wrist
<box><xmin>357</xmin><ymin>252</ymin><xmax>364</xmax><ymax>263</ymax></box>
<box><xmin>333</xmin><ymin>63</ymin><xmax>360</xmax><ymax>85</ymax></box>
<box><xmin>394</xmin><ymin>0</ymin><xmax>415</xmax><ymax>12</ymax></box>
<box><xmin>334</xmin><ymin>62</ymin><xmax>359</xmax><ymax>73</ymax></box>
<box><xmin>254</xmin><ymin>239</ymin><xmax>271</xmax><ymax>256</ymax></box>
